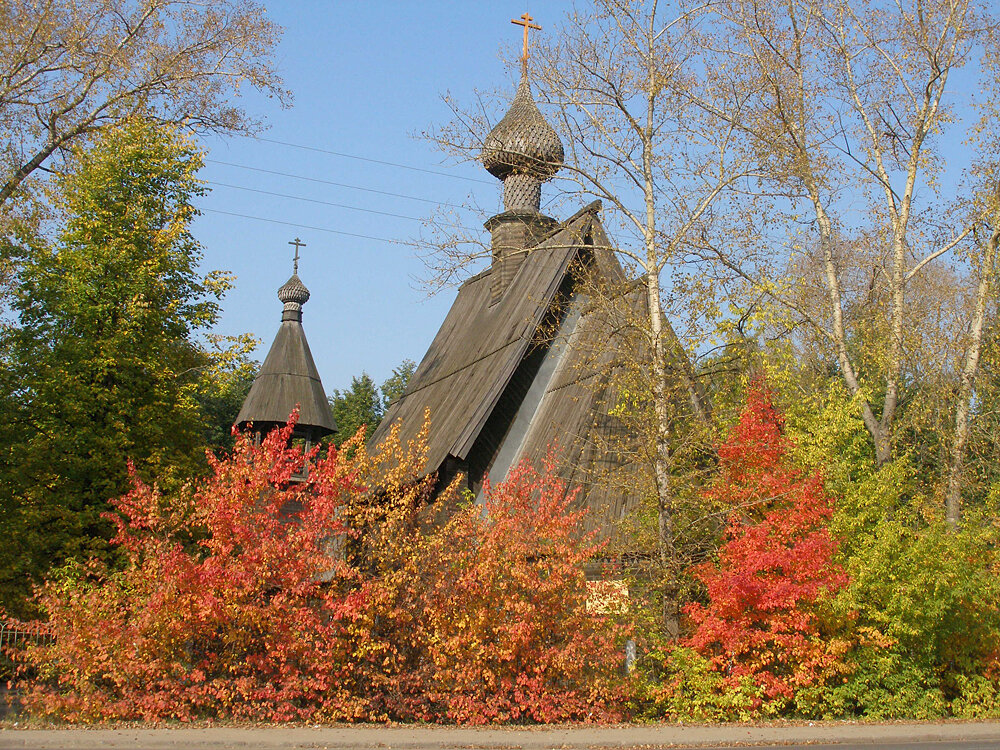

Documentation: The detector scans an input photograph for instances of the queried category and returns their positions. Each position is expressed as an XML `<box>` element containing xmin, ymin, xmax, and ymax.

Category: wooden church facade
<box><xmin>237</xmin><ymin>38</ymin><xmax>647</xmax><ymax>536</ymax></box>
<box><xmin>370</xmin><ymin>69</ymin><xmax>644</xmax><ymax>533</ymax></box>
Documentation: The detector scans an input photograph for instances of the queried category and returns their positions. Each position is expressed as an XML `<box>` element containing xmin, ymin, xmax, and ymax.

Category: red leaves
<box><xmin>18</xmin><ymin>416</ymin><xmax>376</xmax><ymax>723</ymax></box>
<box><xmin>684</xmin><ymin>381</ymin><xmax>847</xmax><ymax>705</ymax></box>
<box><xmin>16</xmin><ymin>422</ymin><xmax>623</xmax><ymax>724</ymax></box>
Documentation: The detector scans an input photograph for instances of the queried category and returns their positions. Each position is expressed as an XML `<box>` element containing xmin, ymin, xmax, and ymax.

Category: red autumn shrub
<box><xmin>683</xmin><ymin>382</ymin><xmax>848</xmax><ymax>707</ymax></box>
<box><xmin>17</xmin><ymin>417</ymin><xmax>374</xmax><ymax>722</ymax></box>
<box><xmin>15</xmin><ymin>416</ymin><xmax>624</xmax><ymax>723</ymax></box>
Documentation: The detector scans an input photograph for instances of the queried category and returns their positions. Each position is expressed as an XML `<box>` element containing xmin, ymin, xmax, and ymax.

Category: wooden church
<box><xmin>370</xmin><ymin>60</ymin><xmax>643</xmax><ymax>533</ymax></box>
<box><xmin>237</xmin><ymin>24</ymin><xmax>647</xmax><ymax>533</ymax></box>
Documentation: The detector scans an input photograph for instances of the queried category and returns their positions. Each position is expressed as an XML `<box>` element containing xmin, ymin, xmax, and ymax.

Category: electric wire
<box><xmin>206</xmin><ymin>181</ymin><xmax>476</xmax><ymax>232</ymax></box>
<box><xmin>240</xmin><ymin>135</ymin><xmax>493</xmax><ymax>185</ymax></box>
<box><xmin>206</xmin><ymin>159</ymin><xmax>475</xmax><ymax>211</ymax></box>
<box><xmin>201</xmin><ymin>208</ymin><xmax>406</xmax><ymax>244</ymax></box>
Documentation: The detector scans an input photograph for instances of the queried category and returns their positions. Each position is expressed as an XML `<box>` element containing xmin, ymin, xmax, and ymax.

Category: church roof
<box><xmin>369</xmin><ymin>199</ymin><xmax>650</xmax><ymax>541</ymax></box>
<box><xmin>372</xmin><ymin>203</ymin><xmax>601</xmax><ymax>471</ymax></box>
<box><xmin>236</xmin><ymin>274</ymin><xmax>335</xmax><ymax>435</ymax></box>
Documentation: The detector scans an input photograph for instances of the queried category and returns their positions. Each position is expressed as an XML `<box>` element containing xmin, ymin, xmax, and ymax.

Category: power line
<box><xmin>206</xmin><ymin>180</ymin><xmax>476</xmax><ymax>232</ymax></box>
<box><xmin>201</xmin><ymin>208</ymin><xmax>406</xmax><ymax>244</ymax></box>
<box><xmin>206</xmin><ymin>159</ymin><xmax>474</xmax><ymax>211</ymax></box>
<box><xmin>240</xmin><ymin>135</ymin><xmax>494</xmax><ymax>185</ymax></box>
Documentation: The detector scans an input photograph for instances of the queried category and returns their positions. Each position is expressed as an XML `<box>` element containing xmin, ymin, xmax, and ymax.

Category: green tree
<box><xmin>380</xmin><ymin>358</ymin><xmax>416</xmax><ymax>411</ymax></box>
<box><xmin>0</xmin><ymin>119</ymin><xmax>230</xmax><ymax>615</ymax></box>
<box><xmin>182</xmin><ymin>331</ymin><xmax>260</xmax><ymax>454</ymax></box>
<box><xmin>328</xmin><ymin>361</ymin><xmax>416</xmax><ymax>446</ymax></box>
<box><xmin>329</xmin><ymin>373</ymin><xmax>383</xmax><ymax>446</ymax></box>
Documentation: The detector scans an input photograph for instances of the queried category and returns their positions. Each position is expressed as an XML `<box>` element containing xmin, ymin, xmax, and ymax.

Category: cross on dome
<box><xmin>288</xmin><ymin>237</ymin><xmax>306</xmax><ymax>275</ymax></box>
<box><xmin>481</xmin><ymin>12</ymin><xmax>563</xmax><ymax>208</ymax></box>
<box><xmin>511</xmin><ymin>13</ymin><xmax>541</xmax><ymax>66</ymax></box>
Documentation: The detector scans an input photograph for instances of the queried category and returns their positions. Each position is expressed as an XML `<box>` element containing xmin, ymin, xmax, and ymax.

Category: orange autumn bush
<box><xmin>13</xmin><ymin>414</ymin><xmax>625</xmax><ymax>723</ymax></box>
<box><xmin>362</xmin><ymin>458</ymin><xmax>626</xmax><ymax>723</ymax></box>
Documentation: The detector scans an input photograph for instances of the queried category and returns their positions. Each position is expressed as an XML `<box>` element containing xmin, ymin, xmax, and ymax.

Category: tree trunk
<box><xmin>811</xmin><ymin>192</ymin><xmax>892</xmax><ymax>464</ymax></box>
<box><xmin>0</xmin><ymin>124</ymin><xmax>90</xmax><ymax>208</ymax></box>
<box><xmin>946</xmin><ymin>226</ymin><xmax>999</xmax><ymax>530</ymax></box>
<box><xmin>642</xmin><ymin>30</ymin><xmax>679</xmax><ymax>636</ymax></box>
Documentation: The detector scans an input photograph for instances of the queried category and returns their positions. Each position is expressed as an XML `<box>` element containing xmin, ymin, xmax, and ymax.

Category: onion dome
<box><xmin>278</xmin><ymin>274</ymin><xmax>310</xmax><ymax>305</ymax></box>
<box><xmin>278</xmin><ymin>274</ymin><xmax>310</xmax><ymax>321</ymax></box>
<box><xmin>482</xmin><ymin>73</ymin><xmax>564</xmax><ymax>183</ymax></box>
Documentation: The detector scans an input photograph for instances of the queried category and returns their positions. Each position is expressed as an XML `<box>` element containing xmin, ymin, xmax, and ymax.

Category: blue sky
<box><xmin>192</xmin><ymin>1</ymin><xmax>572</xmax><ymax>395</ymax></box>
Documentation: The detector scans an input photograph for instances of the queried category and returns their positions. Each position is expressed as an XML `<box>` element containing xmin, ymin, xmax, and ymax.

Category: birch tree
<box><xmin>691</xmin><ymin>0</ymin><xmax>1000</xmax><ymax>525</ymax></box>
<box><xmin>946</xmin><ymin>203</ymin><xmax>999</xmax><ymax>527</ymax></box>
<box><xmin>530</xmin><ymin>0</ymin><xmax>757</xmax><ymax>619</ymax></box>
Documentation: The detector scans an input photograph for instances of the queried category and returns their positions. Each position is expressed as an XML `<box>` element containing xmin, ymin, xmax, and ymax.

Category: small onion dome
<box><xmin>482</xmin><ymin>74</ymin><xmax>564</xmax><ymax>182</ymax></box>
<box><xmin>278</xmin><ymin>274</ymin><xmax>310</xmax><ymax>323</ymax></box>
<box><xmin>278</xmin><ymin>274</ymin><xmax>310</xmax><ymax>306</ymax></box>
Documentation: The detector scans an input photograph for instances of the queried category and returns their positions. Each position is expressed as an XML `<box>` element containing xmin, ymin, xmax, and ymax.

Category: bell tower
<box><xmin>236</xmin><ymin>238</ymin><xmax>335</xmax><ymax>455</ymax></box>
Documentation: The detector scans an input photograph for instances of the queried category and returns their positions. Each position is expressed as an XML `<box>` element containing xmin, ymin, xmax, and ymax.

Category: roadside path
<box><xmin>3</xmin><ymin>720</ymin><xmax>1000</xmax><ymax>749</ymax></box>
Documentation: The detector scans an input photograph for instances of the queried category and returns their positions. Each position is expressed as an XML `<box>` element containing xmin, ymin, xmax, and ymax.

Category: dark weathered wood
<box><xmin>237</xmin><ymin>307</ymin><xmax>335</xmax><ymax>436</ymax></box>
<box><xmin>371</xmin><ymin>201</ymin><xmax>653</xmax><ymax>533</ymax></box>
<box><xmin>372</xmin><ymin>206</ymin><xmax>596</xmax><ymax>468</ymax></box>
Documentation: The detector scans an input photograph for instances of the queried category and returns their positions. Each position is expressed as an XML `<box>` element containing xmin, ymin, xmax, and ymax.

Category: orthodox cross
<box><xmin>288</xmin><ymin>237</ymin><xmax>306</xmax><ymax>275</ymax></box>
<box><xmin>511</xmin><ymin>12</ymin><xmax>541</xmax><ymax>65</ymax></box>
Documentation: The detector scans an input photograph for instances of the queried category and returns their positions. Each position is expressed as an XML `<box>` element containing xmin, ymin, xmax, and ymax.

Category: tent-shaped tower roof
<box><xmin>237</xmin><ymin>255</ymin><xmax>335</xmax><ymax>439</ymax></box>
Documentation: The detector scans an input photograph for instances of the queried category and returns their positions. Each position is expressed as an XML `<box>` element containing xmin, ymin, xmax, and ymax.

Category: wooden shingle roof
<box><xmin>371</xmin><ymin>203</ymin><xmax>602</xmax><ymax>472</ymax></box>
<box><xmin>236</xmin><ymin>275</ymin><xmax>335</xmax><ymax>436</ymax></box>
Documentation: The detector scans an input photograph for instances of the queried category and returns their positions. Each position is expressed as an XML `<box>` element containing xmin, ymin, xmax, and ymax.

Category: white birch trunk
<box><xmin>946</xmin><ymin>227</ymin><xmax>999</xmax><ymax>529</ymax></box>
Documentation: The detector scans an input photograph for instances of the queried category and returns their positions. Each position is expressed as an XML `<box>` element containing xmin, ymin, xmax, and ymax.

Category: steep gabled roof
<box><xmin>371</xmin><ymin>203</ymin><xmax>601</xmax><ymax>471</ymax></box>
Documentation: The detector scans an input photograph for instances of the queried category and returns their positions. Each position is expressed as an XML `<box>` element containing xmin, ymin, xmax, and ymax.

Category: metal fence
<box><xmin>0</xmin><ymin>621</ymin><xmax>54</xmax><ymax>651</ymax></box>
<box><xmin>0</xmin><ymin>621</ymin><xmax>53</xmax><ymax>718</ymax></box>
<box><xmin>0</xmin><ymin>621</ymin><xmax>53</xmax><ymax>679</ymax></box>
